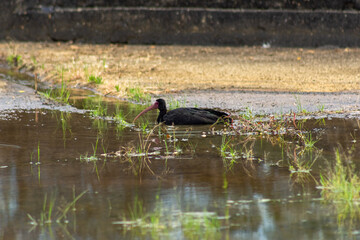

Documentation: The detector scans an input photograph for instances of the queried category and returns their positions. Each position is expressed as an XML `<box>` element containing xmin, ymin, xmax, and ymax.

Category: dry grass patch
<box><xmin>1</xmin><ymin>42</ymin><xmax>360</xmax><ymax>99</ymax></box>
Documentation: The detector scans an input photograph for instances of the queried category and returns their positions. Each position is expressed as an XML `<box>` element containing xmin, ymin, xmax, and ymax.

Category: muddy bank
<box><xmin>0</xmin><ymin>71</ymin><xmax>82</xmax><ymax>112</ymax></box>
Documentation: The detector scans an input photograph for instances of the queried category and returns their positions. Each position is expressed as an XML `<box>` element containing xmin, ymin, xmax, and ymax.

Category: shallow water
<box><xmin>0</xmin><ymin>84</ymin><xmax>360</xmax><ymax>239</ymax></box>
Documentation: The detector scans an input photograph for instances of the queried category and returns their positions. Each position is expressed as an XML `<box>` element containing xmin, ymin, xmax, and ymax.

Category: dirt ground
<box><xmin>0</xmin><ymin>41</ymin><xmax>359</xmax><ymax>114</ymax></box>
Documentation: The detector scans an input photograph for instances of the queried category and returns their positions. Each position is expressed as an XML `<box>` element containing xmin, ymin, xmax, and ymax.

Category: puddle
<box><xmin>1</xmin><ymin>72</ymin><xmax>360</xmax><ymax>239</ymax></box>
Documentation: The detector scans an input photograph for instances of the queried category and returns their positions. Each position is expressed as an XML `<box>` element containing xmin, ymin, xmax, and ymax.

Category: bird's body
<box><xmin>133</xmin><ymin>99</ymin><xmax>231</xmax><ymax>125</ymax></box>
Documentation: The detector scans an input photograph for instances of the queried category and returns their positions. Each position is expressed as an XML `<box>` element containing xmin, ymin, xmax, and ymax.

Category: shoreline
<box><xmin>0</xmin><ymin>41</ymin><xmax>359</xmax><ymax>115</ymax></box>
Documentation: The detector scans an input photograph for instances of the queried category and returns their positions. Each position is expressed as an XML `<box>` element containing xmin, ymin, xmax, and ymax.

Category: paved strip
<box><xmin>161</xmin><ymin>90</ymin><xmax>360</xmax><ymax>115</ymax></box>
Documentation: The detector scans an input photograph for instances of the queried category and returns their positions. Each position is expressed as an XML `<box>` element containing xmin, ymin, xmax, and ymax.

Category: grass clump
<box><xmin>319</xmin><ymin>150</ymin><xmax>360</xmax><ymax>204</ymax></box>
<box><xmin>6</xmin><ymin>54</ymin><xmax>23</xmax><ymax>67</ymax></box>
<box><xmin>287</xmin><ymin>145</ymin><xmax>321</xmax><ymax>176</ymax></box>
<box><xmin>88</xmin><ymin>74</ymin><xmax>103</xmax><ymax>84</ymax></box>
<box><xmin>113</xmin><ymin>195</ymin><xmax>222</xmax><ymax>240</ymax></box>
<box><xmin>88</xmin><ymin>100</ymin><xmax>107</xmax><ymax>118</ymax></box>
<box><xmin>27</xmin><ymin>187</ymin><xmax>88</xmax><ymax>227</ymax></box>
<box><xmin>182</xmin><ymin>212</ymin><xmax>221</xmax><ymax>240</ymax></box>
<box><xmin>220</xmin><ymin>135</ymin><xmax>239</xmax><ymax>171</ymax></box>
<box><xmin>114</xmin><ymin>106</ymin><xmax>131</xmax><ymax>131</ymax></box>
<box><xmin>41</xmin><ymin>80</ymin><xmax>71</xmax><ymax>104</ymax></box>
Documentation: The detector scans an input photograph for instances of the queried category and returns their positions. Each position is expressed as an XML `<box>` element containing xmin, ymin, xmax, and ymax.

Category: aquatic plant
<box><xmin>27</xmin><ymin>187</ymin><xmax>88</xmax><ymax>227</ymax></box>
<box><xmin>287</xmin><ymin>145</ymin><xmax>321</xmax><ymax>174</ymax></box>
<box><xmin>40</xmin><ymin>66</ymin><xmax>71</xmax><ymax>104</ymax></box>
<box><xmin>28</xmin><ymin>193</ymin><xmax>56</xmax><ymax>226</ymax></box>
<box><xmin>80</xmin><ymin>138</ymin><xmax>101</xmax><ymax>163</ymax></box>
<box><xmin>139</xmin><ymin>120</ymin><xmax>149</xmax><ymax>133</ymax></box>
<box><xmin>83</xmin><ymin>98</ymin><xmax>109</xmax><ymax>134</ymax></box>
<box><xmin>317</xmin><ymin>149</ymin><xmax>360</xmax><ymax>232</ymax></box>
<box><xmin>240</xmin><ymin>106</ymin><xmax>254</xmax><ymax>120</ymax></box>
<box><xmin>113</xmin><ymin>195</ymin><xmax>222</xmax><ymax>239</ymax></box>
<box><xmin>53</xmin><ymin>111</ymin><xmax>72</xmax><ymax>145</ymax></box>
<box><xmin>182</xmin><ymin>212</ymin><xmax>221</xmax><ymax>240</ymax></box>
<box><xmin>220</xmin><ymin>134</ymin><xmax>232</xmax><ymax>158</ymax></box>
<box><xmin>114</xmin><ymin>107</ymin><xmax>131</xmax><ymax>131</ymax></box>
<box><xmin>29</xmin><ymin>142</ymin><xmax>41</xmax><ymax>181</ymax></box>
<box><xmin>92</xmin><ymin>118</ymin><xmax>108</xmax><ymax>136</ymax></box>
<box><xmin>90</xmin><ymin>100</ymin><xmax>108</xmax><ymax>117</ymax></box>
<box><xmin>319</xmin><ymin>150</ymin><xmax>360</xmax><ymax>206</ymax></box>
<box><xmin>117</xmin><ymin>124</ymin><xmax>183</xmax><ymax>176</ymax></box>
<box><xmin>127</xmin><ymin>87</ymin><xmax>151</xmax><ymax>103</ymax></box>
<box><xmin>124</xmin><ymin>131</ymin><xmax>156</xmax><ymax>176</ymax></box>
<box><xmin>298</xmin><ymin>132</ymin><xmax>319</xmax><ymax>150</ymax></box>
<box><xmin>41</xmin><ymin>80</ymin><xmax>71</xmax><ymax>104</ymax></box>
<box><xmin>220</xmin><ymin>134</ymin><xmax>238</xmax><ymax>171</ymax></box>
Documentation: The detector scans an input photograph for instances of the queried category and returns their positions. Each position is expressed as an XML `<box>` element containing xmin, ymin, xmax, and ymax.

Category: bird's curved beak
<box><xmin>133</xmin><ymin>102</ymin><xmax>159</xmax><ymax>122</ymax></box>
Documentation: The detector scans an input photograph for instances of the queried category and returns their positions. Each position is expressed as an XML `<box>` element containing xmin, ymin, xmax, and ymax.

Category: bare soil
<box><xmin>0</xmin><ymin>42</ymin><xmax>359</xmax><ymax>114</ymax></box>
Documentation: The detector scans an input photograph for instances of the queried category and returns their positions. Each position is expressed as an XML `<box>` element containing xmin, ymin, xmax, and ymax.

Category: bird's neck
<box><xmin>157</xmin><ymin>109</ymin><xmax>167</xmax><ymax>123</ymax></box>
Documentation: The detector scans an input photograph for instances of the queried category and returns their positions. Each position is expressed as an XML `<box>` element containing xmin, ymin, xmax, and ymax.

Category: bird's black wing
<box><xmin>164</xmin><ymin>108</ymin><xmax>228</xmax><ymax>125</ymax></box>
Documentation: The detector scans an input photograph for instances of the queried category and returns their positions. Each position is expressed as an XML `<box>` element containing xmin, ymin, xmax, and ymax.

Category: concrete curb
<box><xmin>4</xmin><ymin>7</ymin><xmax>360</xmax><ymax>46</ymax></box>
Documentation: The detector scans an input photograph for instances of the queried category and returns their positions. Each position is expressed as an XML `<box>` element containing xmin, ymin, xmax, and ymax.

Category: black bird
<box><xmin>133</xmin><ymin>98</ymin><xmax>231</xmax><ymax>125</ymax></box>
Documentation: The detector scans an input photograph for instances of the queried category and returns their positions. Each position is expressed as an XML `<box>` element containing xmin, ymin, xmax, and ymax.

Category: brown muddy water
<box><xmin>1</xmin><ymin>75</ymin><xmax>360</xmax><ymax>240</ymax></box>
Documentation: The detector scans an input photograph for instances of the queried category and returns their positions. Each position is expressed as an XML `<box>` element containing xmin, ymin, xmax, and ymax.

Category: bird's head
<box><xmin>133</xmin><ymin>99</ymin><xmax>167</xmax><ymax>123</ymax></box>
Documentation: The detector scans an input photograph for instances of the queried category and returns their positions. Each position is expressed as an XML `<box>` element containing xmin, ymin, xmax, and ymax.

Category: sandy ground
<box><xmin>0</xmin><ymin>41</ymin><xmax>359</xmax><ymax>114</ymax></box>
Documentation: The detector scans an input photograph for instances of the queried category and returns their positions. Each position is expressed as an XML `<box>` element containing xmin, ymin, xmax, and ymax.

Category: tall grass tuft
<box><xmin>42</xmin><ymin>80</ymin><xmax>71</xmax><ymax>104</ymax></box>
<box><xmin>320</xmin><ymin>150</ymin><xmax>360</xmax><ymax>204</ymax></box>
<box><xmin>319</xmin><ymin>149</ymin><xmax>360</xmax><ymax>223</ymax></box>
